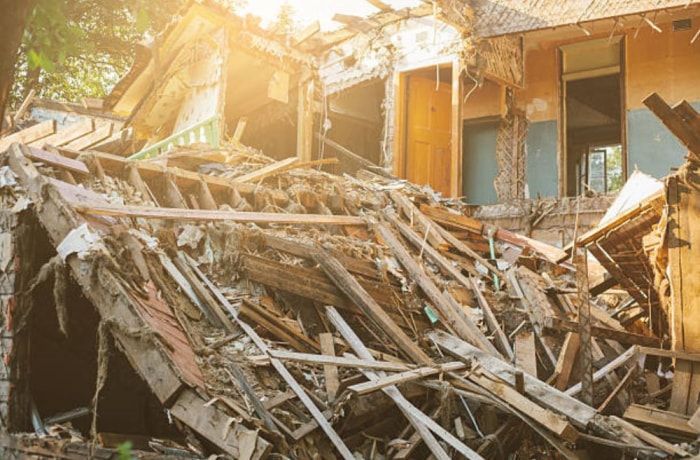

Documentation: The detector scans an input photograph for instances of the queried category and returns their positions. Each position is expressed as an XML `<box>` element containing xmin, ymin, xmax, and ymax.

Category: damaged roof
<box><xmin>472</xmin><ymin>0</ymin><xmax>700</xmax><ymax>37</ymax></box>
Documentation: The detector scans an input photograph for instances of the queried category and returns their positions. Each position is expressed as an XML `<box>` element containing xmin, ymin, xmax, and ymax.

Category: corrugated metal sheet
<box><xmin>473</xmin><ymin>0</ymin><xmax>700</xmax><ymax>37</ymax></box>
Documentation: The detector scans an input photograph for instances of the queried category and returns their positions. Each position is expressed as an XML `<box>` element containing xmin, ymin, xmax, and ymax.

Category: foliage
<box><xmin>12</xmin><ymin>0</ymin><xmax>247</xmax><ymax>105</ymax></box>
<box><xmin>116</xmin><ymin>441</ymin><xmax>135</xmax><ymax>460</ymax></box>
<box><xmin>273</xmin><ymin>2</ymin><xmax>301</xmax><ymax>36</ymax></box>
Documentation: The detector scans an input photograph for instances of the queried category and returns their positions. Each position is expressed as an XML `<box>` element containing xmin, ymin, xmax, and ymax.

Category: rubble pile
<box><xmin>0</xmin><ymin>108</ymin><xmax>697</xmax><ymax>459</ymax></box>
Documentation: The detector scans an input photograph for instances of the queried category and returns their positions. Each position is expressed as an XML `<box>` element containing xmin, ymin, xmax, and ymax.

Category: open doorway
<box><xmin>561</xmin><ymin>37</ymin><xmax>626</xmax><ymax>196</ymax></box>
<box><xmin>397</xmin><ymin>64</ymin><xmax>458</xmax><ymax>197</ymax></box>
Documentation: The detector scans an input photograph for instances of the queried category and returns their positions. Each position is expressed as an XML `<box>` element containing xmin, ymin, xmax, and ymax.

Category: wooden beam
<box><xmin>64</xmin><ymin>121</ymin><xmax>113</xmax><ymax>150</ymax></box>
<box><xmin>170</xmin><ymin>389</ymin><xmax>271</xmax><ymax>458</ymax></box>
<box><xmin>623</xmin><ymin>404</ymin><xmax>698</xmax><ymax>439</ymax></box>
<box><xmin>67</xmin><ymin>203</ymin><xmax>366</xmax><ymax>226</ymax></box>
<box><xmin>673</xmin><ymin>100</ymin><xmax>700</xmax><ymax>134</ymax></box>
<box><xmin>514</xmin><ymin>331</ymin><xmax>537</xmax><ymax>378</ymax></box>
<box><xmin>30</xmin><ymin>119</ymin><xmax>94</xmax><ymax>148</ymax></box>
<box><xmin>612</xmin><ymin>415</ymin><xmax>690</xmax><ymax>457</ymax></box>
<box><xmin>0</xmin><ymin>120</ymin><xmax>56</xmax><ymax>152</ymax></box>
<box><xmin>326</xmin><ymin>306</ymin><xmax>477</xmax><ymax>460</ymax></box>
<box><xmin>564</xmin><ymin>346</ymin><xmax>636</xmax><ymax>397</ymax></box>
<box><xmin>553</xmin><ymin>332</ymin><xmax>580</xmax><ymax>390</ymax></box>
<box><xmin>543</xmin><ymin>316</ymin><xmax>660</xmax><ymax>347</ymax></box>
<box><xmin>23</xmin><ymin>146</ymin><xmax>89</xmax><ymax>175</ymax></box>
<box><xmin>319</xmin><ymin>333</ymin><xmax>340</xmax><ymax>402</ymax></box>
<box><xmin>267</xmin><ymin>349</ymin><xmax>411</xmax><ymax>372</ymax></box>
<box><xmin>234</xmin><ymin>157</ymin><xmax>299</xmax><ymax>183</ymax></box>
<box><xmin>375</xmin><ymin>222</ymin><xmax>500</xmax><ymax>356</ymax></box>
<box><xmin>598</xmin><ymin>364</ymin><xmax>636</xmax><ymax>413</ymax></box>
<box><xmin>297</xmin><ymin>79</ymin><xmax>314</xmax><ymax>162</ymax></box>
<box><xmin>348</xmin><ymin>362</ymin><xmax>466</xmax><ymax>395</ymax></box>
<box><xmin>643</xmin><ymin>93</ymin><xmax>700</xmax><ymax>157</ymax></box>
<box><xmin>428</xmin><ymin>330</ymin><xmax>598</xmax><ymax>428</ymax></box>
<box><xmin>468</xmin><ymin>369</ymin><xmax>579</xmax><ymax>442</ymax></box>
<box><xmin>312</xmin><ymin>248</ymin><xmax>433</xmax><ymax>365</ymax></box>
<box><xmin>226</xmin><ymin>363</ymin><xmax>280</xmax><ymax>435</ymax></box>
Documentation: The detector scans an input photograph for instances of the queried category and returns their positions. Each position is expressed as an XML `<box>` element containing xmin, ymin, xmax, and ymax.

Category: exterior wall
<box><xmin>515</xmin><ymin>7</ymin><xmax>700</xmax><ymax>197</ymax></box>
<box><xmin>0</xmin><ymin>187</ymin><xmax>17</xmax><ymax>429</ymax></box>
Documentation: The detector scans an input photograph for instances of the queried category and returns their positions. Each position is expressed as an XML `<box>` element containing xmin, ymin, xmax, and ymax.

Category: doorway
<box><xmin>561</xmin><ymin>37</ymin><xmax>626</xmax><ymax>196</ymax></box>
<box><xmin>397</xmin><ymin>64</ymin><xmax>456</xmax><ymax>197</ymax></box>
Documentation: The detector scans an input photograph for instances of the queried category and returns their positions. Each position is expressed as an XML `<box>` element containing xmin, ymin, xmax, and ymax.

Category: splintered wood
<box><xmin>2</xmin><ymin>96</ymin><xmax>700</xmax><ymax>460</ymax></box>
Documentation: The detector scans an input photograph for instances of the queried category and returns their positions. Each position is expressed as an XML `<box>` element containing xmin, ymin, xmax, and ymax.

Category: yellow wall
<box><xmin>626</xmin><ymin>24</ymin><xmax>700</xmax><ymax>109</ymax></box>
<box><xmin>461</xmin><ymin>79</ymin><xmax>504</xmax><ymax>120</ymax></box>
<box><xmin>515</xmin><ymin>9</ymin><xmax>700</xmax><ymax>121</ymax></box>
<box><xmin>516</xmin><ymin>41</ymin><xmax>559</xmax><ymax>122</ymax></box>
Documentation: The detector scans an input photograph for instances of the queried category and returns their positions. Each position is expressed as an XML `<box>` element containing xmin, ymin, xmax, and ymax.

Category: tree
<box><xmin>10</xmin><ymin>0</ymin><xmax>248</xmax><ymax>107</ymax></box>
<box><xmin>0</xmin><ymin>0</ymin><xmax>34</xmax><ymax>126</ymax></box>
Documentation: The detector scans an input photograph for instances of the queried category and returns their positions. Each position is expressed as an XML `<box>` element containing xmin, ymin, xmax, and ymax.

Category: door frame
<box><xmin>392</xmin><ymin>56</ymin><xmax>462</xmax><ymax>197</ymax></box>
<box><xmin>558</xmin><ymin>36</ymin><xmax>627</xmax><ymax>198</ymax></box>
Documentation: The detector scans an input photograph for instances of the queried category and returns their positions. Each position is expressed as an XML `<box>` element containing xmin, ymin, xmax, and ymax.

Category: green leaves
<box><xmin>12</xmin><ymin>0</ymin><xmax>194</xmax><ymax>104</ymax></box>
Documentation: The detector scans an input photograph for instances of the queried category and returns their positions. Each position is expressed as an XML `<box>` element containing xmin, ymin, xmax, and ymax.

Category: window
<box><xmin>576</xmin><ymin>144</ymin><xmax>623</xmax><ymax>195</ymax></box>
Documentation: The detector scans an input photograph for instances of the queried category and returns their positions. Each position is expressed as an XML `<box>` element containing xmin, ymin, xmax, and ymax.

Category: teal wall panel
<box><xmin>462</xmin><ymin>121</ymin><xmax>499</xmax><ymax>204</ymax></box>
<box><xmin>627</xmin><ymin>102</ymin><xmax>700</xmax><ymax>178</ymax></box>
<box><xmin>526</xmin><ymin>120</ymin><xmax>559</xmax><ymax>198</ymax></box>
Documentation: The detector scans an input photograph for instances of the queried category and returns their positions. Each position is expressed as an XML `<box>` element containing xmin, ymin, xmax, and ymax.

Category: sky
<box><xmin>239</xmin><ymin>0</ymin><xmax>423</xmax><ymax>31</ymax></box>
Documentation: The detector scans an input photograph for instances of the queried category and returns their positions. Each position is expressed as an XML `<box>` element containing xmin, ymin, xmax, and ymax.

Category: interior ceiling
<box><xmin>567</xmin><ymin>74</ymin><xmax>621</xmax><ymax>130</ymax></box>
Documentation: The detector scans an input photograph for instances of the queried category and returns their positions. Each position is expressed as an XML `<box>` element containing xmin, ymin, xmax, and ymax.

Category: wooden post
<box><xmin>296</xmin><ymin>78</ymin><xmax>314</xmax><ymax>162</ymax></box>
<box><xmin>575</xmin><ymin>249</ymin><xmax>593</xmax><ymax>406</ymax></box>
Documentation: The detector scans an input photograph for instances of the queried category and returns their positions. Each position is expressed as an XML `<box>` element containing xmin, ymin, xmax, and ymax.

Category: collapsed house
<box><xmin>0</xmin><ymin>0</ymin><xmax>699</xmax><ymax>458</ymax></box>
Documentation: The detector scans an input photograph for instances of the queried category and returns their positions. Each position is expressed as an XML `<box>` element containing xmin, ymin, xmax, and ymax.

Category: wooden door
<box><xmin>405</xmin><ymin>76</ymin><xmax>452</xmax><ymax>196</ymax></box>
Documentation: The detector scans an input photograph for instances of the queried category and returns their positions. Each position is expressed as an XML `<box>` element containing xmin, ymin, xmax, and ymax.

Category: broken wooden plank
<box><xmin>69</xmin><ymin>203</ymin><xmax>366</xmax><ymax>225</ymax></box>
<box><xmin>623</xmin><ymin>404</ymin><xmax>699</xmax><ymax>439</ymax></box>
<box><xmin>565</xmin><ymin>346</ymin><xmax>636</xmax><ymax>397</ymax></box>
<box><xmin>348</xmin><ymin>362</ymin><xmax>466</xmax><ymax>396</ymax></box>
<box><xmin>428</xmin><ymin>330</ymin><xmax>598</xmax><ymax>428</ymax></box>
<box><xmin>23</xmin><ymin>146</ymin><xmax>90</xmax><ymax>175</ymax></box>
<box><xmin>467</xmin><ymin>369</ymin><xmax>579</xmax><ymax>443</ymax></box>
<box><xmin>234</xmin><ymin>157</ymin><xmax>299</xmax><ymax>183</ymax></box>
<box><xmin>470</xmin><ymin>277</ymin><xmax>513</xmax><ymax>360</ymax></box>
<box><xmin>514</xmin><ymin>331</ymin><xmax>537</xmax><ymax>378</ymax></box>
<box><xmin>64</xmin><ymin>121</ymin><xmax>113</xmax><ymax>151</ymax></box>
<box><xmin>0</xmin><ymin>120</ymin><xmax>56</xmax><ymax>152</ymax></box>
<box><xmin>267</xmin><ymin>349</ymin><xmax>411</xmax><ymax>372</ymax></box>
<box><xmin>598</xmin><ymin>364</ymin><xmax>636</xmax><ymax>414</ymax></box>
<box><xmin>312</xmin><ymin>248</ymin><xmax>433</xmax><ymax>365</ymax></box>
<box><xmin>185</xmin><ymin>263</ymin><xmax>355</xmax><ymax>460</ymax></box>
<box><xmin>226</xmin><ymin>363</ymin><xmax>280</xmax><ymax>435</ymax></box>
<box><xmin>612</xmin><ymin>415</ymin><xmax>690</xmax><ymax>457</ymax></box>
<box><xmin>31</xmin><ymin>119</ymin><xmax>94</xmax><ymax>148</ymax></box>
<box><xmin>419</xmin><ymin>205</ymin><xmax>483</xmax><ymax>235</ymax></box>
<box><xmin>319</xmin><ymin>332</ymin><xmax>340</xmax><ymax>402</ymax></box>
<box><xmin>375</xmin><ymin>222</ymin><xmax>500</xmax><ymax>356</ymax></box>
<box><xmin>643</xmin><ymin>93</ymin><xmax>700</xmax><ymax>157</ymax></box>
<box><xmin>544</xmin><ymin>316</ymin><xmax>660</xmax><ymax>347</ymax></box>
<box><xmin>326</xmin><ymin>306</ymin><xmax>478</xmax><ymax>460</ymax></box>
<box><xmin>170</xmin><ymin>389</ymin><xmax>271</xmax><ymax>459</ymax></box>
<box><xmin>553</xmin><ymin>332</ymin><xmax>580</xmax><ymax>390</ymax></box>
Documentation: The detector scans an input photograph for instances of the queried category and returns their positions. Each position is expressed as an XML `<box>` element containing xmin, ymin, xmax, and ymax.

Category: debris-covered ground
<box><xmin>0</xmin><ymin>92</ymin><xmax>698</xmax><ymax>460</ymax></box>
<box><xmin>2</xmin><ymin>94</ymin><xmax>697</xmax><ymax>459</ymax></box>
